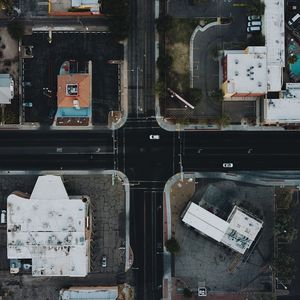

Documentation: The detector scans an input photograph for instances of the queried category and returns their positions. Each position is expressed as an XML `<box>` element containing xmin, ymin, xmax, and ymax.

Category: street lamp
<box><xmin>167</xmin><ymin>88</ymin><xmax>195</xmax><ymax>110</ymax></box>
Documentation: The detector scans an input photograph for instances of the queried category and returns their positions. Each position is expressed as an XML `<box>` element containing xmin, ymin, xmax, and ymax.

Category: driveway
<box><xmin>191</xmin><ymin>5</ymin><xmax>248</xmax><ymax>117</ymax></box>
<box><xmin>168</xmin><ymin>0</ymin><xmax>234</xmax><ymax>18</ymax></box>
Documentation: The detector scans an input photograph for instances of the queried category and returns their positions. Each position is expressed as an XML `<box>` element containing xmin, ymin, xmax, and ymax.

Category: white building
<box><xmin>181</xmin><ymin>202</ymin><xmax>263</xmax><ymax>254</ymax></box>
<box><xmin>222</xmin><ymin>47</ymin><xmax>267</xmax><ymax>99</ymax></box>
<box><xmin>7</xmin><ymin>175</ymin><xmax>91</xmax><ymax>277</ymax></box>
<box><xmin>0</xmin><ymin>74</ymin><xmax>14</xmax><ymax>104</ymax></box>
<box><xmin>59</xmin><ymin>286</ymin><xmax>118</xmax><ymax>300</ymax></box>
<box><xmin>263</xmin><ymin>83</ymin><xmax>300</xmax><ymax>124</ymax></box>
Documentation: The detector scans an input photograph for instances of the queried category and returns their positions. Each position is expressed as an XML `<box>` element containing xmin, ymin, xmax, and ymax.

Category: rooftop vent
<box><xmin>258</xmin><ymin>63</ymin><xmax>262</xmax><ymax>68</ymax></box>
<box><xmin>234</xmin><ymin>59</ymin><xmax>239</xmax><ymax>64</ymax></box>
<box><xmin>258</xmin><ymin>81</ymin><xmax>262</xmax><ymax>87</ymax></box>
<box><xmin>235</xmin><ymin>71</ymin><xmax>239</xmax><ymax>76</ymax></box>
<box><xmin>66</xmin><ymin>84</ymin><xmax>78</xmax><ymax>96</ymax></box>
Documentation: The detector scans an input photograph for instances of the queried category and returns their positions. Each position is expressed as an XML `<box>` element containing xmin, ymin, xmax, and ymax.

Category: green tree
<box><xmin>209</xmin><ymin>45</ymin><xmax>220</xmax><ymax>60</ymax></box>
<box><xmin>102</xmin><ymin>0</ymin><xmax>129</xmax><ymax>40</ymax></box>
<box><xmin>216</xmin><ymin>114</ymin><xmax>231</xmax><ymax>128</ymax></box>
<box><xmin>154</xmin><ymin>80</ymin><xmax>166</xmax><ymax>99</ymax></box>
<box><xmin>209</xmin><ymin>89</ymin><xmax>223</xmax><ymax>101</ymax></box>
<box><xmin>156</xmin><ymin>15</ymin><xmax>173</xmax><ymax>33</ymax></box>
<box><xmin>183</xmin><ymin>287</ymin><xmax>193</xmax><ymax>298</ymax></box>
<box><xmin>273</xmin><ymin>255</ymin><xmax>296</xmax><ymax>279</ymax></box>
<box><xmin>157</xmin><ymin>54</ymin><xmax>173</xmax><ymax>72</ymax></box>
<box><xmin>248</xmin><ymin>0</ymin><xmax>265</xmax><ymax>15</ymax></box>
<box><xmin>0</xmin><ymin>0</ymin><xmax>13</xmax><ymax>14</ymax></box>
<box><xmin>288</xmin><ymin>54</ymin><xmax>298</xmax><ymax>65</ymax></box>
<box><xmin>7</xmin><ymin>21</ymin><xmax>25</xmax><ymax>41</ymax></box>
<box><xmin>247</xmin><ymin>33</ymin><xmax>265</xmax><ymax>46</ymax></box>
<box><xmin>165</xmin><ymin>237</ymin><xmax>180</xmax><ymax>254</ymax></box>
<box><xmin>276</xmin><ymin>188</ymin><xmax>294</xmax><ymax>209</ymax></box>
<box><xmin>186</xmin><ymin>88</ymin><xmax>202</xmax><ymax>106</ymax></box>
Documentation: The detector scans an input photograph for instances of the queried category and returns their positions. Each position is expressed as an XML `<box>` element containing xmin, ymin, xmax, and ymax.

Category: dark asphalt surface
<box><xmin>22</xmin><ymin>32</ymin><xmax>123</xmax><ymax>124</ymax></box>
<box><xmin>2</xmin><ymin>129</ymin><xmax>300</xmax><ymax>171</ymax></box>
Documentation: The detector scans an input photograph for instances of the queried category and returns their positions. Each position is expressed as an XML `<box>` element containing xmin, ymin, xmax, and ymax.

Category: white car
<box><xmin>149</xmin><ymin>135</ymin><xmax>160</xmax><ymax>140</ymax></box>
<box><xmin>223</xmin><ymin>163</ymin><xmax>233</xmax><ymax>168</ymax></box>
<box><xmin>247</xmin><ymin>15</ymin><xmax>261</xmax><ymax>21</ymax></box>
<box><xmin>101</xmin><ymin>256</ymin><xmax>107</xmax><ymax>268</ymax></box>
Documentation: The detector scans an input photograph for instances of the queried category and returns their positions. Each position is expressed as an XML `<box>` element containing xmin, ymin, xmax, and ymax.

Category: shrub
<box><xmin>183</xmin><ymin>287</ymin><xmax>193</xmax><ymax>298</ymax></box>
<box><xmin>7</xmin><ymin>21</ymin><xmax>25</xmax><ymax>41</ymax></box>
<box><xmin>165</xmin><ymin>237</ymin><xmax>180</xmax><ymax>254</ymax></box>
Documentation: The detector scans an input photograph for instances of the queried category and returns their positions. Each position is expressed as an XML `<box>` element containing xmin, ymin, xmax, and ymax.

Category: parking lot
<box><xmin>173</xmin><ymin>179</ymin><xmax>275</xmax><ymax>293</ymax></box>
<box><xmin>22</xmin><ymin>32</ymin><xmax>123</xmax><ymax>125</ymax></box>
<box><xmin>0</xmin><ymin>174</ymin><xmax>127</xmax><ymax>300</ymax></box>
<box><xmin>165</xmin><ymin>0</ymin><xmax>249</xmax><ymax>121</ymax></box>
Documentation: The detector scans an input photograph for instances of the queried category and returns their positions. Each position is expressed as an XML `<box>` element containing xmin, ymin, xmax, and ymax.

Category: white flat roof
<box><xmin>0</xmin><ymin>74</ymin><xmax>14</xmax><ymax>104</ymax></box>
<box><xmin>59</xmin><ymin>286</ymin><xmax>118</xmax><ymax>300</ymax></box>
<box><xmin>225</xmin><ymin>50</ymin><xmax>267</xmax><ymax>94</ymax></box>
<box><xmin>264</xmin><ymin>97</ymin><xmax>300</xmax><ymax>123</ymax></box>
<box><xmin>221</xmin><ymin>206</ymin><xmax>263</xmax><ymax>254</ymax></box>
<box><xmin>182</xmin><ymin>202</ymin><xmax>229</xmax><ymax>242</ymax></box>
<box><xmin>7</xmin><ymin>175</ymin><xmax>89</xmax><ymax>277</ymax></box>
<box><xmin>182</xmin><ymin>203</ymin><xmax>263</xmax><ymax>254</ymax></box>
<box><xmin>265</xmin><ymin>0</ymin><xmax>285</xmax><ymax>91</ymax></box>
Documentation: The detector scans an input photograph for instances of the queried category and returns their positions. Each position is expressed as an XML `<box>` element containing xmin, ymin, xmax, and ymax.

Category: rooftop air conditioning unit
<box><xmin>73</xmin><ymin>99</ymin><xmax>80</xmax><ymax>110</ymax></box>
<box><xmin>235</xmin><ymin>71</ymin><xmax>239</xmax><ymax>76</ymax></box>
<box><xmin>235</xmin><ymin>59</ymin><xmax>239</xmax><ymax>64</ymax></box>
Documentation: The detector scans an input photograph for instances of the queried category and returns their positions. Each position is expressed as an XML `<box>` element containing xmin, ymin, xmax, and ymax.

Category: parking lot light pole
<box><xmin>167</xmin><ymin>88</ymin><xmax>195</xmax><ymax>110</ymax></box>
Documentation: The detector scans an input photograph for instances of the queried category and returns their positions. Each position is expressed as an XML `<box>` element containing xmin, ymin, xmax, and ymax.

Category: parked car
<box><xmin>247</xmin><ymin>21</ymin><xmax>262</xmax><ymax>27</ymax></box>
<box><xmin>149</xmin><ymin>135</ymin><xmax>160</xmax><ymax>140</ymax></box>
<box><xmin>247</xmin><ymin>15</ymin><xmax>261</xmax><ymax>21</ymax></box>
<box><xmin>247</xmin><ymin>26</ymin><xmax>261</xmax><ymax>33</ymax></box>
<box><xmin>101</xmin><ymin>255</ymin><xmax>107</xmax><ymax>268</ymax></box>
<box><xmin>223</xmin><ymin>163</ymin><xmax>233</xmax><ymax>168</ymax></box>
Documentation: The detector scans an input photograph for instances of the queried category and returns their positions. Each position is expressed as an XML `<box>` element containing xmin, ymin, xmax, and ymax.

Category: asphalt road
<box><xmin>130</xmin><ymin>189</ymin><xmax>163</xmax><ymax>300</ymax></box>
<box><xmin>2</xmin><ymin>129</ymin><xmax>300</xmax><ymax>171</ymax></box>
<box><xmin>3</xmin><ymin>127</ymin><xmax>300</xmax><ymax>300</ymax></box>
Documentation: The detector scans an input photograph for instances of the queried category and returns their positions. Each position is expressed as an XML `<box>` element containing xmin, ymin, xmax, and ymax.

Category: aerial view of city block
<box><xmin>0</xmin><ymin>0</ymin><xmax>300</xmax><ymax>300</ymax></box>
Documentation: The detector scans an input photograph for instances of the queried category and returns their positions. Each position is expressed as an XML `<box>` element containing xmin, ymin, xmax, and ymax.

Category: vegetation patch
<box><xmin>102</xmin><ymin>0</ymin><xmax>129</xmax><ymax>41</ymax></box>
<box><xmin>156</xmin><ymin>16</ymin><xmax>201</xmax><ymax>111</ymax></box>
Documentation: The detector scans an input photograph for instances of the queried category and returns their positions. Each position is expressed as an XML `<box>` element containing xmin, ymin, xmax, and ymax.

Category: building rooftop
<box><xmin>0</xmin><ymin>74</ymin><xmax>14</xmax><ymax>104</ymax></box>
<box><xmin>182</xmin><ymin>202</ymin><xmax>229</xmax><ymax>242</ymax></box>
<box><xmin>57</xmin><ymin>74</ymin><xmax>91</xmax><ymax>108</ymax></box>
<box><xmin>265</xmin><ymin>0</ymin><xmax>285</xmax><ymax>91</ymax></box>
<box><xmin>59</xmin><ymin>286</ymin><xmax>118</xmax><ymax>300</ymax></box>
<box><xmin>182</xmin><ymin>202</ymin><xmax>263</xmax><ymax>254</ymax></box>
<box><xmin>7</xmin><ymin>175</ymin><xmax>90</xmax><ymax>277</ymax></box>
<box><xmin>224</xmin><ymin>48</ymin><xmax>267</xmax><ymax>95</ymax></box>
<box><xmin>221</xmin><ymin>206</ymin><xmax>263</xmax><ymax>254</ymax></box>
<box><xmin>264</xmin><ymin>83</ymin><xmax>300</xmax><ymax>123</ymax></box>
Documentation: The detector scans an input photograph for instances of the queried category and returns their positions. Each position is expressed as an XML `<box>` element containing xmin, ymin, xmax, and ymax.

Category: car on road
<box><xmin>101</xmin><ymin>255</ymin><xmax>107</xmax><ymax>268</ymax></box>
<box><xmin>149</xmin><ymin>135</ymin><xmax>160</xmax><ymax>140</ymax></box>
<box><xmin>248</xmin><ymin>15</ymin><xmax>261</xmax><ymax>21</ymax></box>
<box><xmin>23</xmin><ymin>102</ymin><xmax>33</xmax><ymax>108</ymax></box>
<box><xmin>223</xmin><ymin>162</ymin><xmax>233</xmax><ymax>168</ymax></box>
